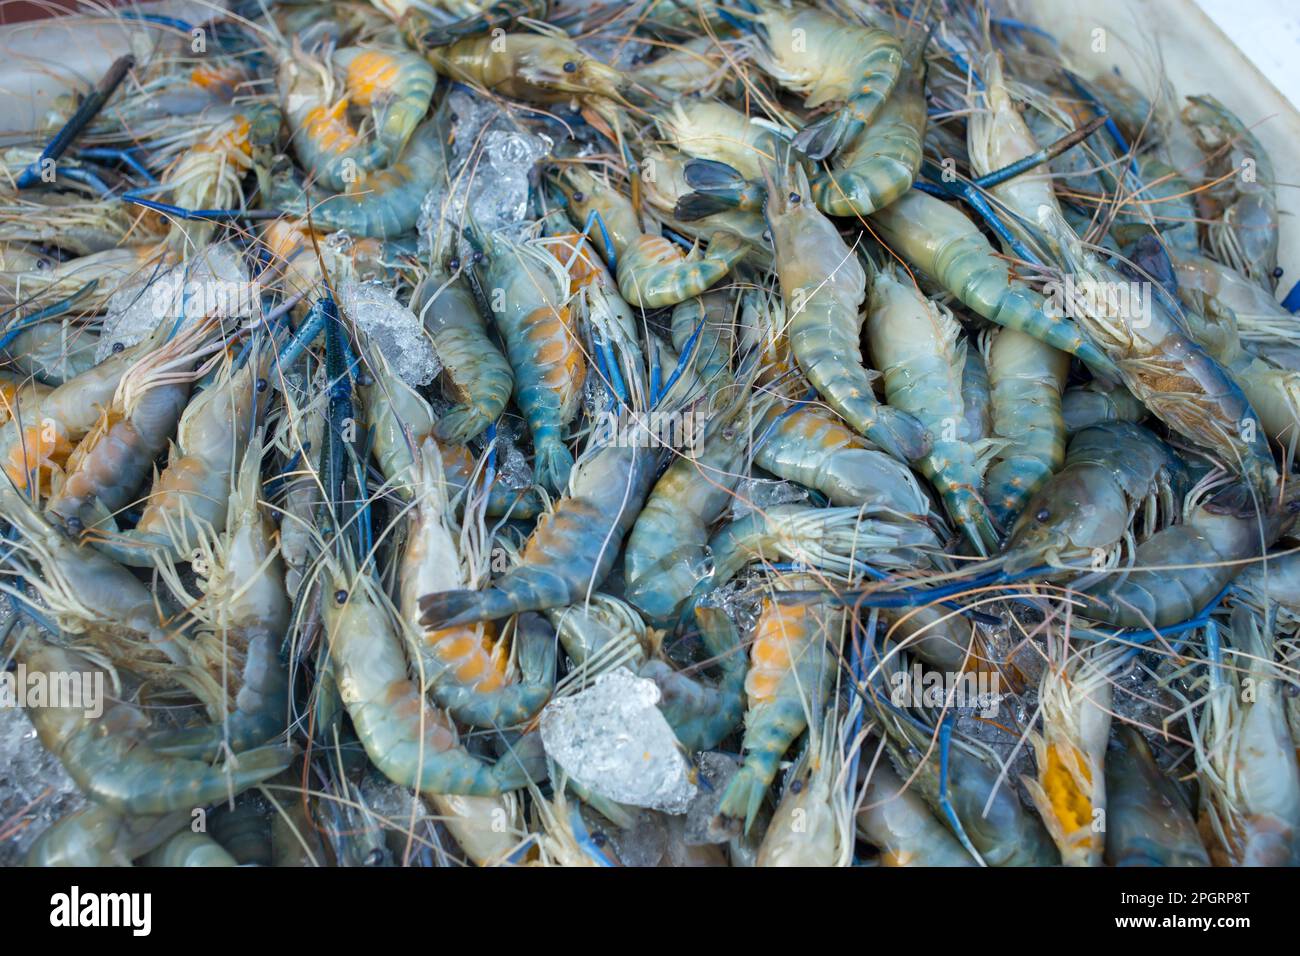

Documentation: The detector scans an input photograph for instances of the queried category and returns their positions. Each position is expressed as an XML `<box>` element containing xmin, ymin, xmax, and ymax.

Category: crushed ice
<box><xmin>729</xmin><ymin>477</ymin><xmax>810</xmax><ymax>519</ymax></box>
<box><xmin>418</xmin><ymin>89</ymin><xmax>552</xmax><ymax>260</ymax></box>
<box><xmin>95</xmin><ymin>242</ymin><xmax>250</xmax><ymax>362</ymax></box>
<box><xmin>337</xmin><ymin>279</ymin><xmax>440</xmax><ymax>387</ymax></box>
<box><xmin>540</xmin><ymin>668</ymin><xmax>697</xmax><ymax>814</ymax></box>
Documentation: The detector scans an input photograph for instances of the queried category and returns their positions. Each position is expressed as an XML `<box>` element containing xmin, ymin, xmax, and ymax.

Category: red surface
<box><xmin>0</xmin><ymin>1</ymin><xmax>128</xmax><ymax>25</ymax></box>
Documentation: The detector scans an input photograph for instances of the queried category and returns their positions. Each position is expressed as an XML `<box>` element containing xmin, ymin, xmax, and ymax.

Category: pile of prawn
<box><xmin>2</xmin><ymin>0</ymin><xmax>1299</xmax><ymax>868</ymax></box>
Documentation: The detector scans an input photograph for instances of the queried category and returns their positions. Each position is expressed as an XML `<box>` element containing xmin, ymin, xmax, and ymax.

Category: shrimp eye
<box><xmin>590</xmin><ymin>831</ymin><xmax>607</xmax><ymax>847</ymax></box>
<box><xmin>65</xmin><ymin>516</ymin><xmax>83</xmax><ymax>534</ymax></box>
<box><xmin>364</xmin><ymin>849</ymin><xmax>385</xmax><ymax>866</ymax></box>
<box><xmin>1274</xmin><ymin>267</ymin><xmax>1284</xmax><ymax>278</ymax></box>
<box><xmin>111</xmin><ymin>341</ymin><xmax>125</xmax><ymax>354</ymax></box>
<box><xmin>791</xmin><ymin>779</ymin><xmax>804</xmax><ymax>794</ymax></box>
<box><xmin>572</xmin><ymin>191</ymin><xmax>585</xmax><ymax>203</ymax></box>
<box><xmin>1034</xmin><ymin>508</ymin><xmax>1050</xmax><ymax>522</ymax></box>
<box><xmin>473</xmin><ymin>251</ymin><xmax>484</xmax><ymax>263</ymax></box>
<box><xmin>788</xmin><ymin>192</ymin><xmax>800</xmax><ymax>204</ymax></box>
<box><xmin>448</xmin><ymin>257</ymin><xmax>460</xmax><ymax>271</ymax></box>
<box><xmin>334</xmin><ymin>588</ymin><xmax>348</xmax><ymax>604</ymax></box>
<box><xmin>256</xmin><ymin>378</ymin><xmax>268</xmax><ymax>392</ymax></box>
<box><xmin>723</xmin><ymin>426</ymin><xmax>736</xmax><ymax>440</ymax></box>
<box><xmin>563</xmin><ymin>60</ymin><xmax>578</xmax><ymax>73</ymax></box>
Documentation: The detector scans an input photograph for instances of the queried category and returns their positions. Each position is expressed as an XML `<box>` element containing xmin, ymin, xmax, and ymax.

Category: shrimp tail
<box><xmin>435</xmin><ymin>404</ymin><xmax>495</xmax><ymax>446</ymax></box>
<box><xmin>792</xmin><ymin>111</ymin><xmax>855</xmax><ymax>162</ymax></box>
<box><xmin>419</xmin><ymin>585</ymin><xmax>523</xmax><ymax>629</ymax></box>
<box><xmin>533</xmin><ymin>439</ymin><xmax>574</xmax><ymax>493</ymax></box>
<box><xmin>674</xmin><ymin>159</ymin><xmax>760</xmax><ymax>219</ymax></box>
<box><xmin>716</xmin><ymin>764</ymin><xmax>773</xmax><ymax>834</ymax></box>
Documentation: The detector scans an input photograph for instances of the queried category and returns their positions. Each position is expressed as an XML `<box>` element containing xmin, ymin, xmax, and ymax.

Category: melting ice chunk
<box><xmin>95</xmin><ymin>243</ymin><xmax>251</xmax><ymax>362</ymax></box>
<box><xmin>540</xmin><ymin>668</ymin><xmax>698</xmax><ymax>814</ymax></box>
<box><xmin>337</xmin><ymin>279</ymin><xmax>440</xmax><ymax>387</ymax></box>
<box><xmin>417</xmin><ymin>91</ymin><xmax>552</xmax><ymax>259</ymax></box>
<box><xmin>729</xmin><ymin>477</ymin><xmax>810</xmax><ymax>519</ymax></box>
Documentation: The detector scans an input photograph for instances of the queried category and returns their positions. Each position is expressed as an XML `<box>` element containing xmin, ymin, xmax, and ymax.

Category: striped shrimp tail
<box><xmin>792</xmin><ymin>110</ymin><xmax>859</xmax><ymax>162</ymax></box>
<box><xmin>419</xmin><ymin>586</ymin><xmax>523</xmax><ymax>629</ymax></box>
<box><xmin>715</xmin><ymin>764</ymin><xmax>773</xmax><ymax>835</ymax></box>
<box><xmin>533</xmin><ymin>439</ymin><xmax>575</xmax><ymax>493</ymax></box>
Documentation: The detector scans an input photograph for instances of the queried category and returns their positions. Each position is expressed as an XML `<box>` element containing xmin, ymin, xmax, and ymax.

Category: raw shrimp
<box><xmin>552</xmin><ymin>164</ymin><xmax>747</xmax><ymax>309</ymax></box>
<box><xmin>753</xmin><ymin>402</ymin><xmax>926</xmax><ymax>513</ymax></box>
<box><xmin>624</xmin><ymin>390</ymin><xmax>757</xmax><ymax>626</ymax></box>
<box><xmin>476</xmin><ymin>230</ymin><xmax>583</xmax><ymax>492</ymax></box>
<box><xmin>332</xmin><ymin>46</ymin><xmax>437</xmax><ymax>159</ymax></box>
<box><xmin>855</xmin><ymin>749</ymin><xmax>976</xmax><ymax>866</ymax></box>
<box><xmin>982</xmin><ymin>327</ymin><xmax>1069</xmax><ymax>532</ymax></box>
<box><xmin>1022</xmin><ymin>639</ymin><xmax>1120</xmax><ymax>866</ymax></box>
<box><xmin>97</xmin><ymin>339</ymin><xmax>273</xmax><ymax>566</ymax></box>
<box><xmin>767</xmin><ymin>167</ymin><xmax>928</xmax><ymax>462</ymax></box>
<box><xmin>868</xmin><ymin>191</ymin><xmax>1117</xmax><ymax>377</ymax></box>
<box><xmin>641</xmin><ymin>605</ymin><xmax>747</xmax><ymax>753</ymax></box>
<box><xmin>1082</xmin><ymin>482</ymin><xmax>1294</xmax><ymax>628</ymax></box>
<box><xmin>319</xmin><ymin>547</ymin><xmax>539</xmax><ymax>796</ymax></box>
<box><xmin>150</xmin><ymin>435</ymin><xmax>292</xmax><ymax>760</ymax></box>
<box><xmin>274</xmin><ymin>119</ymin><xmax>445</xmax><ymax>239</ymax></box>
<box><xmin>418</xmin><ymin>442</ymin><xmax>658</xmax><ymax>627</ymax></box>
<box><xmin>47</xmin><ymin>316</ymin><xmax>218</xmax><ymax>534</ymax></box>
<box><xmin>808</xmin><ymin>29</ymin><xmax>925</xmax><ymax>216</ymax></box>
<box><xmin>867</xmin><ymin>262</ymin><xmax>998</xmax><ymax>553</ymax></box>
<box><xmin>142</xmin><ymin>831</ymin><xmax>240</xmax><ymax>867</ymax></box>
<box><xmin>1003</xmin><ymin>422</ymin><xmax>1187</xmax><ymax>573</ymax></box>
<box><xmin>1183</xmin><ymin>96</ymin><xmax>1279</xmax><ymax>291</ymax></box>
<box><xmin>399</xmin><ymin>440</ymin><xmax>555</xmax><ymax>728</ymax></box>
<box><xmin>1040</xmin><ymin>207</ymin><xmax>1277</xmax><ymax>494</ymax></box>
<box><xmin>278</xmin><ymin>41</ymin><xmax>391</xmax><ymax>193</ymax></box>
<box><xmin>669</xmin><ymin>291</ymin><xmax>735</xmax><ymax>398</ymax></box>
<box><xmin>414</xmin><ymin>30</ymin><xmax>624</xmax><ymax>107</ymax></box>
<box><xmin>1105</xmin><ymin>726</ymin><xmax>1209</xmax><ymax>867</ymax></box>
<box><xmin>26</xmin><ymin>806</ymin><xmax>188</xmax><ymax>867</ymax></box>
<box><xmin>713</xmin><ymin>583</ymin><xmax>845</xmax><ymax>833</ymax></box>
<box><xmin>15</xmin><ymin>634</ymin><xmax>291</xmax><ymax>815</ymax></box>
<box><xmin>1195</xmin><ymin>607</ymin><xmax>1300</xmax><ymax>865</ymax></box>
<box><xmin>1061</xmin><ymin>382</ymin><xmax>1145</xmax><ymax>433</ymax></box>
<box><xmin>706</xmin><ymin>503</ymin><xmax>942</xmax><ymax>590</ymax></box>
<box><xmin>744</xmin><ymin>2</ymin><xmax>903</xmax><ymax>160</ymax></box>
<box><xmin>412</xmin><ymin>260</ymin><xmax>512</xmax><ymax>444</ymax></box>
<box><xmin>874</xmin><ymin>703</ymin><xmax>1060</xmax><ymax>866</ymax></box>
<box><xmin>756</xmin><ymin>711</ymin><xmax>852</xmax><ymax>866</ymax></box>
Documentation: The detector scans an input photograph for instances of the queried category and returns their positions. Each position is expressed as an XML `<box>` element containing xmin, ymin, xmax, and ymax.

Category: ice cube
<box><xmin>540</xmin><ymin>668</ymin><xmax>698</xmax><ymax>814</ymax></box>
<box><xmin>683</xmin><ymin>751</ymin><xmax>741</xmax><ymax>845</ymax></box>
<box><xmin>95</xmin><ymin>242</ymin><xmax>252</xmax><ymax>362</ymax></box>
<box><xmin>730</xmin><ymin>478</ymin><xmax>810</xmax><ymax>519</ymax></box>
<box><xmin>338</xmin><ymin>279</ymin><xmax>440</xmax><ymax>387</ymax></box>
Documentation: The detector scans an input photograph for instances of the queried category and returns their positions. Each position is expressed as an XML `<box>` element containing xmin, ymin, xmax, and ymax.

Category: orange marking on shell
<box><xmin>3</xmin><ymin>423</ymin><xmax>72</xmax><ymax>493</ymax></box>
<box><xmin>550</xmin><ymin>232</ymin><xmax>605</xmax><ymax>292</ymax></box>
<box><xmin>428</xmin><ymin>622</ymin><xmax>508</xmax><ymax>694</ymax></box>
<box><xmin>189</xmin><ymin>64</ymin><xmax>243</xmax><ymax>95</ymax></box>
<box><xmin>631</xmin><ymin>234</ymin><xmax>685</xmax><ymax>266</ymax></box>
<box><xmin>304</xmin><ymin>100</ymin><xmax>361</xmax><ymax>154</ymax></box>
<box><xmin>346</xmin><ymin>52</ymin><xmax>401</xmax><ymax>104</ymax></box>
<box><xmin>743</xmin><ymin>600</ymin><xmax>813</xmax><ymax>702</ymax></box>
